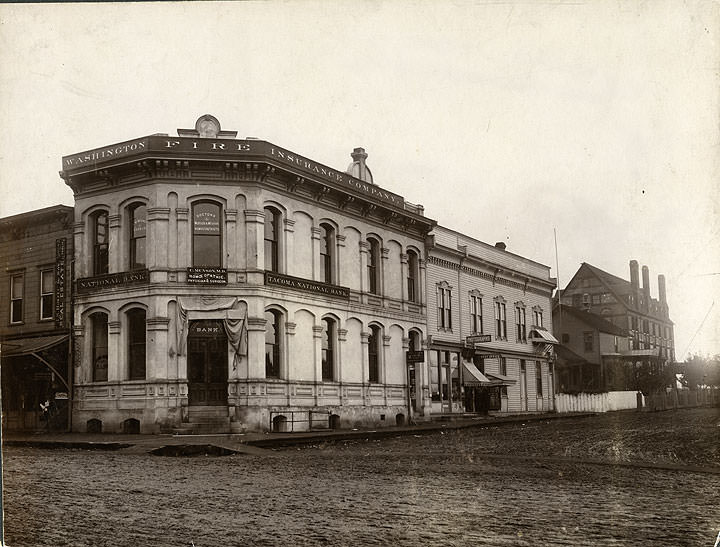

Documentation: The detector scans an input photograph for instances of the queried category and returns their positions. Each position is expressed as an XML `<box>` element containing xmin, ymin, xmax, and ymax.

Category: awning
<box><xmin>529</xmin><ymin>329</ymin><xmax>559</xmax><ymax>344</ymax></box>
<box><xmin>1</xmin><ymin>334</ymin><xmax>69</xmax><ymax>356</ymax></box>
<box><xmin>486</xmin><ymin>372</ymin><xmax>517</xmax><ymax>386</ymax></box>
<box><xmin>462</xmin><ymin>361</ymin><xmax>491</xmax><ymax>385</ymax></box>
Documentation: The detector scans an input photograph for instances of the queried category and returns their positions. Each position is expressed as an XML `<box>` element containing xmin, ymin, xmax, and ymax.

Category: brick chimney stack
<box><xmin>630</xmin><ymin>260</ymin><xmax>639</xmax><ymax>290</ymax></box>
<box><xmin>642</xmin><ymin>265</ymin><xmax>650</xmax><ymax>310</ymax></box>
<box><xmin>658</xmin><ymin>274</ymin><xmax>667</xmax><ymax>304</ymax></box>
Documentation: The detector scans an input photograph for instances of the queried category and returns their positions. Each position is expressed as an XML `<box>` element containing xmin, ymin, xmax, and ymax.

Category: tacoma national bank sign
<box><xmin>63</xmin><ymin>136</ymin><xmax>404</xmax><ymax>207</ymax></box>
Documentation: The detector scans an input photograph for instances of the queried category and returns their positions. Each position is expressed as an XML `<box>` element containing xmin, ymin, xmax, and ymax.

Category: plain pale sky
<box><xmin>1</xmin><ymin>0</ymin><xmax>718</xmax><ymax>358</ymax></box>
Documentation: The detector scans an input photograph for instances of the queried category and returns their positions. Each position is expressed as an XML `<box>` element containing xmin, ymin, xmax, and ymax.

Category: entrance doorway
<box><xmin>187</xmin><ymin>320</ymin><xmax>228</xmax><ymax>406</ymax></box>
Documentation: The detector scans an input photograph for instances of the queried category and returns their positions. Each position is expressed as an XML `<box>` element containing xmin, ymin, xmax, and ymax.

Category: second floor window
<box><xmin>264</xmin><ymin>207</ymin><xmax>280</xmax><ymax>272</ymax></box>
<box><xmin>10</xmin><ymin>274</ymin><xmax>23</xmax><ymax>323</ymax></box>
<box><xmin>470</xmin><ymin>294</ymin><xmax>483</xmax><ymax>333</ymax></box>
<box><xmin>129</xmin><ymin>204</ymin><xmax>147</xmax><ymax>270</ymax></box>
<box><xmin>192</xmin><ymin>202</ymin><xmax>222</xmax><ymax>267</ymax></box>
<box><xmin>92</xmin><ymin>211</ymin><xmax>109</xmax><ymax>275</ymax></box>
<box><xmin>367</xmin><ymin>238</ymin><xmax>380</xmax><ymax>294</ymax></box>
<box><xmin>40</xmin><ymin>270</ymin><xmax>54</xmax><ymax>321</ymax></box>
<box><xmin>533</xmin><ymin>308</ymin><xmax>543</xmax><ymax>328</ymax></box>
<box><xmin>407</xmin><ymin>250</ymin><xmax>419</xmax><ymax>303</ymax></box>
<box><xmin>516</xmin><ymin>306</ymin><xmax>526</xmax><ymax>342</ymax></box>
<box><xmin>495</xmin><ymin>300</ymin><xmax>507</xmax><ymax>340</ymax></box>
<box><xmin>438</xmin><ymin>285</ymin><xmax>452</xmax><ymax>329</ymax></box>
<box><xmin>583</xmin><ymin>332</ymin><xmax>594</xmax><ymax>352</ymax></box>
<box><xmin>320</xmin><ymin>223</ymin><xmax>334</xmax><ymax>284</ymax></box>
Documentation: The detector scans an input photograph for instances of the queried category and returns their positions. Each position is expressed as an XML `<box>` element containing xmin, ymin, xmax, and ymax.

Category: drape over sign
<box><xmin>175</xmin><ymin>296</ymin><xmax>239</xmax><ymax>355</ymax></box>
<box><xmin>223</xmin><ymin>318</ymin><xmax>247</xmax><ymax>371</ymax></box>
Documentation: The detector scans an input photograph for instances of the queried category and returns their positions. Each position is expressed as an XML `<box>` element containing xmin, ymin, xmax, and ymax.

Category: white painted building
<box><xmin>62</xmin><ymin>115</ymin><xmax>435</xmax><ymax>433</ymax></box>
<box><xmin>424</xmin><ymin>226</ymin><xmax>558</xmax><ymax>415</ymax></box>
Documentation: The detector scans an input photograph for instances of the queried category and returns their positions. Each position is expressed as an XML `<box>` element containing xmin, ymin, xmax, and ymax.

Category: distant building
<box><xmin>0</xmin><ymin>205</ymin><xmax>73</xmax><ymax>431</ymax></box>
<box><xmin>425</xmin><ymin>229</ymin><xmax>558</xmax><ymax>414</ymax></box>
<box><xmin>554</xmin><ymin>261</ymin><xmax>675</xmax><ymax>393</ymax></box>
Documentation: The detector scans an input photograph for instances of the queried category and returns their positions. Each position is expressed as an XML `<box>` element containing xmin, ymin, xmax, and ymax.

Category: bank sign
<box><xmin>62</xmin><ymin>136</ymin><xmax>405</xmax><ymax>208</ymax></box>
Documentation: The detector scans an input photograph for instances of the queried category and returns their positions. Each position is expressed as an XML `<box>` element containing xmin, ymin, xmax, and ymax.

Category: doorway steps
<box><xmin>173</xmin><ymin>406</ymin><xmax>244</xmax><ymax>435</ymax></box>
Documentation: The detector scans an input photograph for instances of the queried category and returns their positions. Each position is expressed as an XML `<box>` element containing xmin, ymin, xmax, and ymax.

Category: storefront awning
<box><xmin>529</xmin><ymin>329</ymin><xmax>559</xmax><ymax>344</ymax></box>
<box><xmin>1</xmin><ymin>334</ymin><xmax>69</xmax><ymax>356</ymax></box>
<box><xmin>462</xmin><ymin>361</ymin><xmax>492</xmax><ymax>385</ymax></box>
<box><xmin>485</xmin><ymin>372</ymin><xmax>517</xmax><ymax>386</ymax></box>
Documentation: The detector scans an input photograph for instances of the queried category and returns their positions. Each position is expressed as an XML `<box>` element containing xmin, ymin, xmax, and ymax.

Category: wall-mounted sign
<box><xmin>55</xmin><ymin>238</ymin><xmax>66</xmax><ymax>327</ymax></box>
<box><xmin>77</xmin><ymin>269</ymin><xmax>149</xmax><ymax>293</ymax></box>
<box><xmin>265</xmin><ymin>271</ymin><xmax>350</xmax><ymax>299</ymax></box>
<box><xmin>406</xmin><ymin>350</ymin><xmax>425</xmax><ymax>363</ymax></box>
<box><xmin>62</xmin><ymin>137</ymin><xmax>406</xmax><ymax>208</ymax></box>
<box><xmin>475</xmin><ymin>354</ymin><xmax>502</xmax><ymax>360</ymax></box>
<box><xmin>187</xmin><ymin>267</ymin><xmax>227</xmax><ymax>284</ymax></box>
<box><xmin>466</xmin><ymin>334</ymin><xmax>492</xmax><ymax>344</ymax></box>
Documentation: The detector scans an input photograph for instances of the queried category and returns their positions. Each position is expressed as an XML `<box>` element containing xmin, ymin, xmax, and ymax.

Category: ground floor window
<box><xmin>429</xmin><ymin>349</ymin><xmax>461</xmax><ymax>408</ymax></box>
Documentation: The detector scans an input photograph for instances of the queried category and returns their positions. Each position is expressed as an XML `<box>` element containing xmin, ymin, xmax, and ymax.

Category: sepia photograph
<box><xmin>0</xmin><ymin>1</ymin><xmax>718</xmax><ymax>545</ymax></box>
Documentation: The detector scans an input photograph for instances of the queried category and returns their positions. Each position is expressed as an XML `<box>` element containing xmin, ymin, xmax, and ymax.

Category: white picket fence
<box><xmin>555</xmin><ymin>391</ymin><xmax>643</xmax><ymax>413</ymax></box>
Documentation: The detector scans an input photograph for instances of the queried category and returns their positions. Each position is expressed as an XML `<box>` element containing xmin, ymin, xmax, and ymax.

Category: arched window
<box><xmin>129</xmin><ymin>203</ymin><xmax>147</xmax><ymax>270</ymax></box>
<box><xmin>368</xmin><ymin>325</ymin><xmax>380</xmax><ymax>383</ymax></box>
<box><xmin>264</xmin><ymin>207</ymin><xmax>280</xmax><ymax>272</ymax></box>
<box><xmin>320</xmin><ymin>223</ymin><xmax>335</xmax><ymax>284</ymax></box>
<box><xmin>91</xmin><ymin>211</ymin><xmax>109</xmax><ymax>275</ymax></box>
<box><xmin>127</xmin><ymin>308</ymin><xmax>146</xmax><ymax>380</ymax></box>
<box><xmin>192</xmin><ymin>201</ymin><xmax>222</xmax><ymax>267</ymax></box>
<box><xmin>265</xmin><ymin>310</ymin><xmax>281</xmax><ymax>378</ymax></box>
<box><xmin>90</xmin><ymin>312</ymin><xmax>108</xmax><ymax>382</ymax></box>
<box><xmin>408</xmin><ymin>330</ymin><xmax>421</xmax><ymax>353</ymax></box>
<box><xmin>321</xmin><ymin>317</ymin><xmax>336</xmax><ymax>381</ymax></box>
<box><xmin>367</xmin><ymin>238</ymin><xmax>380</xmax><ymax>294</ymax></box>
<box><xmin>407</xmin><ymin>250</ymin><xmax>419</xmax><ymax>303</ymax></box>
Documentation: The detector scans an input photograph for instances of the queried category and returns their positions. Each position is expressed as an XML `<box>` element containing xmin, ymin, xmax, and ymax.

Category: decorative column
<box><xmin>380</xmin><ymin>247</ymin><xmax>390</xmax><ymax>297</ymax></box>
<box><xmin>108</xmin><ymin>214</ymin><xmax>121</xmax><ymax>273</ymax></box>
<box><xmin>283</xmin><ymin>218</ymin><xmax>295</xmax><ymax>276</ymax></box>
<box><xmin>146</xmin><ymin>317</ymin><xmax>170</xmax><ymax>382</ymax></box>
<box><xmin>225</xmin><ymin>209</ymin><xmax>238</xmax><ymax>273</ymax></box>
<box><xmin>311</xmin><ymin>226</ymin><xmax>322</xmax><ymax>281</ymax></box>
<box><xmin>176</xmin><ymin>208</ymin><xmax>189</xmax><ymax>272</ymax></box>
<box><xmin>419</xmin><ymin>258</ymin><xmax>427</xmax><ymax>307</ymax></box>
<box><xmin>312</xmin><ymin>324</ymin><xmax>323</xmax><ymax>402</ymax></box>
<box><xmin>244</xmin><ymin>210</ymin><xmax>265</xmax><ymax>283</ymax></box>
<box><xmin>337</xmin><ymin>328</ymin><xmax>347</xmax><ymax>404</ymax></box>
<box><xmin>382</xmin><ymin>334</ymin><xmax>392</xmax><ymax>406</ymax></box>
<box><xmin>147</xmin><ymin>207</ymin><xmax>170</xmax><ymax>282</ymax></box>
<box><xmin>72</xmin><ymin>325</ymin><xmax>84</xmax><ymax>385</ymax></box>
<box><xmin>107</xmin><ymin>320</ymin><xmax>121</xmax><ymax>382</ymax></box>
<box><xmin>360</xmin><ymin>330</ymin><xmax>370</xmax><ymax>404</ymax></box>
<box><xmin>335</xmin><ymin>234</ymin><xmax>346</xmax><ymax>286</ymax></box>
<box><xmin>246</xmin><ymin>317</ymin><xmax>267</xmax><ymax>379</ymax></box>
<box><xmin>284</xmin><ymin>321</ymin><xmax>296</xmax><ymax>405</ymax></box>
<box><xmin>73</xmin><ymin>221</ymin><xmax>86</xmax><ymax>278</ymax></box>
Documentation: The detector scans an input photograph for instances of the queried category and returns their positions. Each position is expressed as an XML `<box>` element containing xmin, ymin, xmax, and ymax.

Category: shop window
<box><xmin>91</xmin><ymin>211</ymin><xmax>109</xmax><ymax>275</ymax></box>
<box><xmin>265</xmin><ymin>310</ymin><xmax>282</xmax><ymax>378</ymax></box>
<box><xmin>321</xmin><ymin>317</ymin><xmax>336</xmax><ymax>381</ymax></box>
<box><xmin>368</xmin><ymin>325</ymin><xmax>380</xmax><ymax>383</ymax></box>
<box><xmin>535</xmin><ymin>362</ymin><xmax>542</xmax><ymax>396</ymax></box>
<box><xmin>469</xmin><ymin>292</ymin><xmax>483</xmax><ymax>334</ymax></box>
<box><xmin>437</xmin><ymin>283</ymin><xmax>452</xmax><ymax>330</ymax></box>
<box><xmin>10</xmin><ymin>274</ymin><xmax>24</xmax><ymax>324</ymax></box>
<box><xmin>127</xmin><ymin>308</ymin><xmax>146</xmax><ymax>380</ymax></box>
<box><xmin>264</xmin><ymin>207</ymin><xmax>280</xmax><ymax>272</ymax></box>
<box><xmin>90</xmin><ymin>312</ymin><xmax>109</xmax><ymax>382</ymax></box>
<box><xmin>515</xmin><ymin>304</ymin><xmax>526</xmax><ymax>342</ymax></box>
<box><xmin>192</xmin><ymin>201</ymin><xmax>222</xmax><ymax>267</ymax></box>
<box><xmin>367</xmin><ymin>238</ymin><xmax>380</xmax><ymax>294</ymax></box>
<box><xmin>407</xmin><ymin>250</ymin><xmax>419</xmax><ymax>303</ymax></box>
<box><xmin>494</xmin><ymin>298</ymin><xmax>507</xmax><ymax>340</ymax></box>
<box><xmin>319</xmin><ymin>223</ymin><xmax>335</xmax><ymax>284</ymax></box>
<box><xmin>129</xmin><ymin>203</ymin><xmax>147</xmax><ymax>270</ymax></box>
<box><xmin>40</xmin><ymin>270</ymin><xmax>54</xmax><ymax>321</ymax></box>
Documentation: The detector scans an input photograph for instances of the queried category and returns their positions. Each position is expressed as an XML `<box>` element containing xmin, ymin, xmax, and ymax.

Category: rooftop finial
<box><xmin>346</xmin><ymin>147</ymin><xmax>374</xmax><ymax>184</ymax></box>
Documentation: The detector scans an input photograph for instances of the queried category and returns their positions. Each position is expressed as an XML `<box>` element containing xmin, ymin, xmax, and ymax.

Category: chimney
<box><xmin>642</xmin><ymin>265</ymin><xmax>650</xmax><ymax>303</ymax></box>
<box><xmin>347</xmin><ymin>147</ymin><xmax>374</xmax><ymax>184</ymax></box>
<box><xmin>495</xmin><ymin>242</ymin><xmax>506</xmax><ymax>251</ymax></box>
<box><xmin>658</xmin><ymin>274</ymin><xmax>667</xmax><ymax>304</ymax></box>
<box><xmin>629</xmin><ymin>260</ymin><xmax>639</xmax><ymax>290</ymax></box>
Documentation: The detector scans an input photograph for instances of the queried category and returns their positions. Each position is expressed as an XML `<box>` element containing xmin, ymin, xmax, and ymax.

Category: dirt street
<box><xmin>4</xmin><ymin>408</ymin><xmax>719</xmax><ymax>546</ymax></box>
